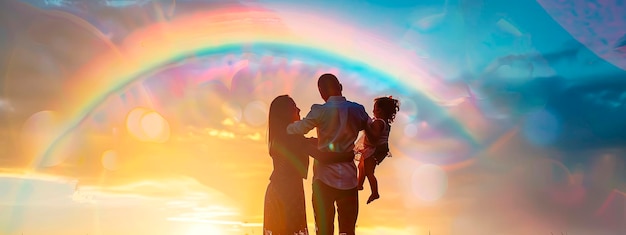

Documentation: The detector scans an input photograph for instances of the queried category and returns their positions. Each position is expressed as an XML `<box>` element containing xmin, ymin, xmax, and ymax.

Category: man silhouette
<box><xmin>287</xmin><ymin>73</ymin><xmax>370</xmax><ymax>235</ymax></box>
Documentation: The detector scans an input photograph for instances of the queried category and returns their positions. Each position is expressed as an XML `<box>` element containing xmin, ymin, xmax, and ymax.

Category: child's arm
<box><xmin>365</xmin><ymin>119</ymin><xmax>385</xmax><ymax>144</ymax></box>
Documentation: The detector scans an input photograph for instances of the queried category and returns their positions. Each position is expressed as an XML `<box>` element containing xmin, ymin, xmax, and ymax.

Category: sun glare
<box><xmin>411</xmin><ymin>164</ymin><xmax>448</xmax><ymax>202</ymax></box>
<box><xmin>186</xmin><ymin>224</ymin><xmax>224</xmax><ymax>235</ymax></box>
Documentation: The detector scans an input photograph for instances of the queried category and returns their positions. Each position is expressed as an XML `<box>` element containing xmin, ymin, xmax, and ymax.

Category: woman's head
<box><xmin>373</xmin><ymin>96</ymin><xmax>400</xmax><ymax>123</ymax></box>
<box><xmin>268</xmin><ymin>95</ymin><xmax>300</xmax><ymax>142</ymax></box>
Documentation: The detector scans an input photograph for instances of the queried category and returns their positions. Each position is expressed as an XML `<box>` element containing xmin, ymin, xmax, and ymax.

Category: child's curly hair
<box><xmin>374</xmin><ymin>96</ymin><xmax>400</xmax><ymax>124</ymax></box>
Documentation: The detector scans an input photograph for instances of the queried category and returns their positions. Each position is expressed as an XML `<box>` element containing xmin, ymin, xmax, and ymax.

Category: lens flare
<box><xmin>411</xmin><ymin>164</ymin><xmax>448</xmax><ymax>202</ymax></box>
<box><xmin>242</xmin><ymin>100</ymin><xmax>268</xmax><ymax>127</ymax></box>
<box><xmin>101</xmin><ymin>149</ymin><xmax>118</xmax><ymax>171</ymax></box>
<box><xmin>126</xmin><ymin>107</ymin><xmax>151</xmax><ymax>141</ymax></box>
<box><xmin>140</xmin><ymin>111</ymin><xmax>170</xmax><ymax>143</ymax></box>
<box><xmin>126</xmin><ymin>107</ymin><xmax>170</xmax><ymax>143</ymax></box>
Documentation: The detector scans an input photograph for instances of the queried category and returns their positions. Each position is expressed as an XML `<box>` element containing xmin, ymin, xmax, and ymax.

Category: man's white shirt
<box><xmin>287</xmin><ymin>96</ymin><xmax>370</xmax><ymax>190</ymax></box>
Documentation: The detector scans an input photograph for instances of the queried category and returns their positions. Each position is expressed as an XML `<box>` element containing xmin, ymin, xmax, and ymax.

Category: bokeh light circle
<box><xmin>410</xmin><ymin>164</ymin><xmax>448</xmax><ymax>202</ymax></box>
<box><xmin>126</xmin><ymin>107</ymin><xmax>170</xmax><ymax>143</ymax></box>
<box><xmin>139</xmin><ymin>111</ymin><xmax>170</xmax><ymax>143</ymax></box>
<box><xmin>243</xmin><ymin>100</ymin><xmax>268</xmax><ymax>127</ymax></box>
<box><xmin>101</xmin><ymin>149</ymin><xmax>118</xmax><ymax>171</ymax></box>
<box><xmin>404</xmin><ymin>123</ymin><xmax>419</xmax><ymax>138</ymax></box>
<box><xmin>126</xmin><ymin>107</ymin><xmax>151</xmax><ymax>141</ymax></box>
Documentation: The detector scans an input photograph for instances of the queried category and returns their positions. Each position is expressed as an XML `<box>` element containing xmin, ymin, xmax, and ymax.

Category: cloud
<box><xmin>82</xmin><ymin>176</ymin><xmax>235</xmax><ymax>201</ymax></box>
<box><xmin>245</xmin><ymin>132</ymin><xmax>262</xmax><ymax>141</ymax></box>
<box><xmin>206</xmin><ymin>128</ymin><xmax>236</xmax><ymax>139</ymax></box>
<box><xmin>221</xmin><ymin>118</ymin><xmax>235</xmax><ymax>126</ymax></box>
<box><xmin>442</xmin><ymin>149</ymin><xmax>626</xmax><ymax>234</ymax></box>
<box><xmin>0</xmin><ymin>172</ymin><xmax>247</xmax><ymax>234</ymax></box>
<box><xmin>102</xmin><ymin>0</ymin><xmax>152</xmax><ymax>8</ymax></box>
<box><xmin>0</xmin><ymin>172</ymin><xmax>77</xmax><ymax>207</ymax></box>
<box><xmin>0</xmin><ymin>172</ymin><xmax>238</xmax><ymax>207</ymax></box>
<box><xmin>181</xmin><ymin>123</ymin><xmax>265</xmax><ymax>142</ymax></box>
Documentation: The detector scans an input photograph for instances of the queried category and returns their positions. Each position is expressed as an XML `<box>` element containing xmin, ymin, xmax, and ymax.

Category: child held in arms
<box><xmin>356</xmin><ymin>96</ymin><xmax>400</xmax><ymax>204</ymax></box>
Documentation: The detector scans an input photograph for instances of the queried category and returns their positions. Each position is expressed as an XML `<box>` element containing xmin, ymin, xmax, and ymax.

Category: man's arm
<box><xmin>287</xmin><ymin>104</ymin><xmax>321</xmax><ymax>135</ymax></box>
<box><xmin>358</xmin><ymin>104</ymin><xmax>371</xmax><ymax>131</ymax></box>
<box><xmin>358</xmin><ymin>104</ymin><xmax>375</xmax><ymax>141</ymax></box>
<box><xmin>305</xmin><ymin>138</ymin><xmax>354</xmax><ymax>163</ymax></box>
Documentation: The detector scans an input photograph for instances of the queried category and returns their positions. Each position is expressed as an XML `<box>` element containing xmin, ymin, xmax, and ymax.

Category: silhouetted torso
<box><xmin>269</xmin><ymin>135</ymin><xmax>309</xmax><ymax>181</ymax></box>
<box><xmin>264</xmin><ymin>134</ymin><xmax>310</xmax><ymax>234</ymax></box>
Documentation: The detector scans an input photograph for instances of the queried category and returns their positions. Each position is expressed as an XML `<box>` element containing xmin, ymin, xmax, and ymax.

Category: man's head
<box><xmin>317</xmin><ymin>73</ymin><xmax>342</xmax><ymax>101</ymax></box>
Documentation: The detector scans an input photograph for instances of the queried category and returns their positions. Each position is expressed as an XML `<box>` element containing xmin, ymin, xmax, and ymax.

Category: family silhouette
<box><xmin>263</xmin><ymin>73</ymin><xmax>400</xmax><ymax>235</ymax></box>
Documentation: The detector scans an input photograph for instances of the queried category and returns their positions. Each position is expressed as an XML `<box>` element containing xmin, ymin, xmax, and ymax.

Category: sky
<box><xmin>1</xmin><ymin>0</ymin><xmax>626</xmax><ymax>234</ymax></box>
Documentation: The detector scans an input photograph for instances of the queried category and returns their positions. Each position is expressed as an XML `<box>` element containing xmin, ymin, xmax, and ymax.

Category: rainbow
<box><xmin>39</xmin><ymin>6</ymin><xmax>481</xmax><ymax>166</ymax></box>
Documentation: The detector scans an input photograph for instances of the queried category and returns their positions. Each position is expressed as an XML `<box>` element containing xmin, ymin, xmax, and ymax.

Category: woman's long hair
<box><xmin>267</xmin><ymin>95</ymin><xmax>294</xmax><ymax>155</ymax></box>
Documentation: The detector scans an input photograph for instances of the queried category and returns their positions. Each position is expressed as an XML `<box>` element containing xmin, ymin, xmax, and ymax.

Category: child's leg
<box><xmin>364</xmin><ymin>158</ymin><xmax>380</xmax><ymax>204</ymax></box>
<box><xmin>366</xmin><ymin>173</ymin><xmax>379</xmax><ymax>204</ymax></box>
<box><xmin>357</xmin><ymin>157</ymin><xmax>365</xmax><ymax>190</ymax></box>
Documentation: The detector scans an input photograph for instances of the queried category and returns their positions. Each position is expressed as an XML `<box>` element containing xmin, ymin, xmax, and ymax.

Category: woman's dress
<box><xmin>263</xmin><ymin>135</ymin><xmax>309</xmax><ymax>235</ymax></box>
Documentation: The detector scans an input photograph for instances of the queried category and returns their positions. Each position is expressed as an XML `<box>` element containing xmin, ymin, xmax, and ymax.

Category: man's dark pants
<box><xmin>312</xmin><ymin>180</ymin><xmax>358</xmax><ymax>235</ymax></box>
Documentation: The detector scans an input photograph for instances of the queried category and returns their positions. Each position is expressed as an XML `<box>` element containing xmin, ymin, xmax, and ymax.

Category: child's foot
<box><xmin>366</xmin><ymin>194</ymin><xmax>379</xmax><ymax>204</ymax></box>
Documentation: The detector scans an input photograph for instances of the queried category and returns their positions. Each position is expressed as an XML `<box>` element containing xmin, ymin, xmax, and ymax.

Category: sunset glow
<box><xmin>2</xmin><ymin>0</ymin><xmax>626</xmax><ymax>234</ymax></box>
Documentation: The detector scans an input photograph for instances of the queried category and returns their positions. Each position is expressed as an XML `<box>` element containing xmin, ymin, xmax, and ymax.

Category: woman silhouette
<box><xmin>263</xmin><ymin>95</ymin><xmax>353</xmax><ymax>235</ymax></box>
